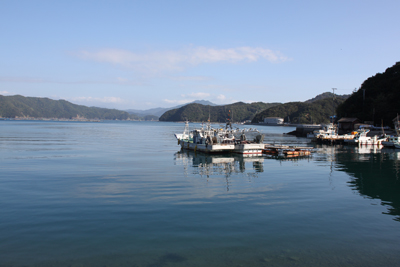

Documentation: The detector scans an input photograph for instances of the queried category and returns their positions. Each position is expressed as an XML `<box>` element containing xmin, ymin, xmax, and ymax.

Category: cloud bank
<box><xmin>77</xmin><ymin>46</ymin><xmax>289</xmax><ymax>72</ymax></box>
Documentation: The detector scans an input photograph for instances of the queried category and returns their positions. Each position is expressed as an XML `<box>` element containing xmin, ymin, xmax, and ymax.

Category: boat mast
<box><xmin>332</xmin><ymin>88</ymin><xmax>336</xmax><ymax>124</ymax></box>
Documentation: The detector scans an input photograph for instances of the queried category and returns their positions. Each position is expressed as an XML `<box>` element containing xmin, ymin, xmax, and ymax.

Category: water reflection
<box><xmin>175</xmin><ymin>150</ymin><xmax>264</xmax><ymax>179</ymax></box>
<box><xmin>174</xmin><ymin>150</ymin><xmax>312</xmax><ymax>178</ymax></box>
<box><xmin>335</xmin><ymin>148</ymin><xmax>400</xmax><ymax>221</ymax></box>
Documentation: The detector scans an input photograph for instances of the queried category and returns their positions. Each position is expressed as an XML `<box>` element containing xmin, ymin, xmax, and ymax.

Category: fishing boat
<box><xmin>344</xmin><ymin>129</ymin><xmax>387</xmax><ymax>146</ymax></box>
<box><xmin>175</xmin><ymin>121</ymin><xmax>265</xmax><ymax>154</ymax></box>
<box><xmin>174</xmin><ymin>121</ymin><xmax>191</xmax><ymax>141</ymax></box>
<box><xmin>308</xmin><ymin>123</ymin><xmax>339</xmax><ymax>140</ymax></box>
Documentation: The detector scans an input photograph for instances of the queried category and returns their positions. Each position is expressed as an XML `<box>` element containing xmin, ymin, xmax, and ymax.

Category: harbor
<box><xmin>175</xmin><ymin>121</ymin><xmax>314</xmax><ymax>156</ymax></box>
<box><xmin>175</xmin><ymin>119</ymin><xmax>400</xmax><ymax>158</ymax></box>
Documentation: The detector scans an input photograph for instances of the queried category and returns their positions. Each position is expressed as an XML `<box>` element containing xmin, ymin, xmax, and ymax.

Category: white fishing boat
<box><xmin>175</xmin><ymin>121</ymin><xmax>265</xmax><ymax>154</ymax></box>
<box><xmin>307</xmin><ymin>123</ymin><xmax>338</xmax><ymax>139</ymax></box>
<box><xmin>309</xmin><ymin>123</ymin><xmax>340</xmax><ymax>141</ymax></box>
<box><xmin>344</xmin><ymin>129</ymin><xmax>387</xmax><ymax>146</ymax></box>
<box><xmin>174</xmin><ymin>121</ymin><xmax>191</xmax><ymax>141</ymax></box>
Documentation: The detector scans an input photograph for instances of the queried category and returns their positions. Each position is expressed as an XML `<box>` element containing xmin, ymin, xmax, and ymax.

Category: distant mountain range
<box><xmin>125</xmin><ymin>100</ymin><xmax>217</xmax><ymax>117</ymax></box>
<box><xmin>0</xmin><ymin>93</ymin><xmax>347</xmax><ymax>123</ymax></box>
<box><xmin>159</xmin><ymin>102</ymin><xmax>281</xmax><ymax>122</ymax></box>
<box><xmin>0</xmin><ymin>96</ymin><xmax>217</xmax><ymax>121</ymax></box>
<box><xmin>0</xmin><ymin>95</ymin><xmax>140</xmax><ymax>120</ymax></box>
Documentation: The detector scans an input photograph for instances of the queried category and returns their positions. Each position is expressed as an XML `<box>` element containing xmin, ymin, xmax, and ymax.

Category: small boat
<box><xmin>382</xmin><ymin>135</ymin><xmax>400</xmax><ymax>148</ymax></box>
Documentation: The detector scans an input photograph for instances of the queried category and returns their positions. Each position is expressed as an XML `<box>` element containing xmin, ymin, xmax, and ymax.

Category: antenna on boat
<box><xmin>226</xmin><ymin>109</ymin><xmax>232</xmax><ymax>129</ymax></box>
<box><xmin>332</xmin><ymin>88</ymin><xmax>337</xmax><ymax>124</ymax></box>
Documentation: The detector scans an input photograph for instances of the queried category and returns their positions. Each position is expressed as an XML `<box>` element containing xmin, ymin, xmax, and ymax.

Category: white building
<box><xmin>263</xmin><ymin>117</ymin><xmax>284</xmax><ymax>125</ymax></box>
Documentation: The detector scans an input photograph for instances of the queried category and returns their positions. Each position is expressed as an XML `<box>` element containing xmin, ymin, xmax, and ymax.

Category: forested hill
<box><xmin>159</xmin><ymin>102</ymin><xmax>281</xmax><ymax>122</ymax></box>
<box><xmin>336</xmin><ymin>62</ymin><xmax>400</xmax><ymax>127</ymax></box>
<box><xmin>0</xmin><ymin>95</ymin><xmax>140</xmax><ymax>120</ymax></box>
<box><xmin>305</xmin><ymin>92</ymin><xmax>349</xmax><ymax>103</ymax></box>
<box><xmin>251</xmin><ymin>93</ymin><xmax>349</xmax><ymax>124</ymax></box>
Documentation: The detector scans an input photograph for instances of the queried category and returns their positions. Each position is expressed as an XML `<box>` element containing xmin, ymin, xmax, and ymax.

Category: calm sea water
<box><xmin>1</xmin><ymin>121</ymin><xmax>400</xmax><ymax>267</ymax></box>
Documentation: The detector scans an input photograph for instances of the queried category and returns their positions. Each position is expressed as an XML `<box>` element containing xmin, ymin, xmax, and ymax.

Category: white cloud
<box><xmin>163</xmin><ymin>99</ymin><xmax>191</xmax><ymax>105</ymax></box>
<box><xmin>69</xmin><ymin>96</ymin><xmax>125</xmax><ymax>104</ymax></box>
<box><xmin>0</xmin><ymin>91</ymin><xmax>10</xmax><ymax>95</ymax></box>
<box><xmin>77</xmin><ymin>46</ymin><xmax>290</xmax><ymax>73</ymax></box>
<box><xmin>187</xmin><ymin>46</ymin><xmax>288</xmax><ymax>64</ymax></box>
<box><xmin>216</xmin><ymin>94</ymin><xmax>226</xmax><ymax>101</ymax></box>
<box><xmin>181</xmin><ymin>92</ymin><xmax>211</xmax><ymax>98</ymax></box>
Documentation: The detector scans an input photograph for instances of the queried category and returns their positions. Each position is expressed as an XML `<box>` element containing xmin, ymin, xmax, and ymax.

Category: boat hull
<box><xmin>180</xmin><ymin>140</ymin><xmax>264</xmax><ymax>154</ymax></box>
<box><xmin>233</xmin><ymin>143</ymin><xmax>264</xmax><ymax>154</ymax></box>
<box><xmin>180</xmin><ymin>140</ymin><xmax>235</xmax><ymax>153</ymax></box>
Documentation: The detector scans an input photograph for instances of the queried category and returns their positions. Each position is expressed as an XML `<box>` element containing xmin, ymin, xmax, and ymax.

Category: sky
<box><xmin>1</xmin><ymin>0</ymin><xmax>399</xmax><ymax>110</ymax></box>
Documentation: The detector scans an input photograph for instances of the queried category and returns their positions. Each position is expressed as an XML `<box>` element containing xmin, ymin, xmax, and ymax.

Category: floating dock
<box><xmin>263</xmin><ymin>144</ymin><xmax>313</xmax><ymax>157</ymax></box>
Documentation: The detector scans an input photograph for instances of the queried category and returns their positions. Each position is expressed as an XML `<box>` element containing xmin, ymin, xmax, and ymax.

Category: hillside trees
<box><xmin>336</xmin><ymin>62</ymin><xmax>400</xmax><ymax>126</ymax></box>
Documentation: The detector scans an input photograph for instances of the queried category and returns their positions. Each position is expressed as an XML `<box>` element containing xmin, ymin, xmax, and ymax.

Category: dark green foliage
<box><xmin>0</xmin><ymin>95</ymin><xmax>140</xmax><ymax>120</ymax></box>
<box><xmin>143</xmin><ymin>115</ymin><xmax>158</xmax><ymax>121</ymax></box>
<box><xmin>251</xmin><ymin>97</ymin><xmax>347</xmax><ymax>124</ymax></box>
<box><xmin>305</xmin><ymin>92</ymin><xmax>349</xmax><ymax>103</ymax></box>
<box><xmin>159</xmin><ymin>102</ymin><xmax>281</xmax><ymax>122</ymax></box>
<box><xmin>336</xmin><ymin>62</ymin><xmax>400</xmax><ymax>127</ymax></box>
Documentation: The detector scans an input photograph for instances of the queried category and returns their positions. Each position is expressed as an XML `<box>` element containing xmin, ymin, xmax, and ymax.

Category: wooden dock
<box><xmin>263</xmin><ymin>144</ymin><xmax>314</xmax><ymax>156</ymax></box>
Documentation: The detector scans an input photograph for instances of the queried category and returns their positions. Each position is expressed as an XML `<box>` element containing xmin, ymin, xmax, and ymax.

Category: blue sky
<box><xmin>1</xmin><ymin>0</ymin><xmax>399</xmax><ymax>110</ymax></box>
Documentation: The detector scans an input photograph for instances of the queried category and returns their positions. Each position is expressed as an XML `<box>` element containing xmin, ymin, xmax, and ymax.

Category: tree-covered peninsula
<box><xmin>251</xmin><ymin>93</ymin><xmax>349</xmax><ymax>124</ymax></box>
<box><xmin>0</xmin><ymin>95</ymin><xmax>140</xmax><ymax>120</ymax></box>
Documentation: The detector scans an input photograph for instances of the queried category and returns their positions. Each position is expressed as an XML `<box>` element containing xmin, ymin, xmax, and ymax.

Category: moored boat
<box><xmin>175</xmin><ymin>121</ymin><xmax>265</xmax><ymax>154</ymax></box>
<box><xmin>344</xmin><ymin>129</ymin><xmax>387</xmax><ymax>146</ymax></box>
<box><xmin>382</xmin><ymin>135</ymin><xmax>400</xmax><ymax>148</ymax></box>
